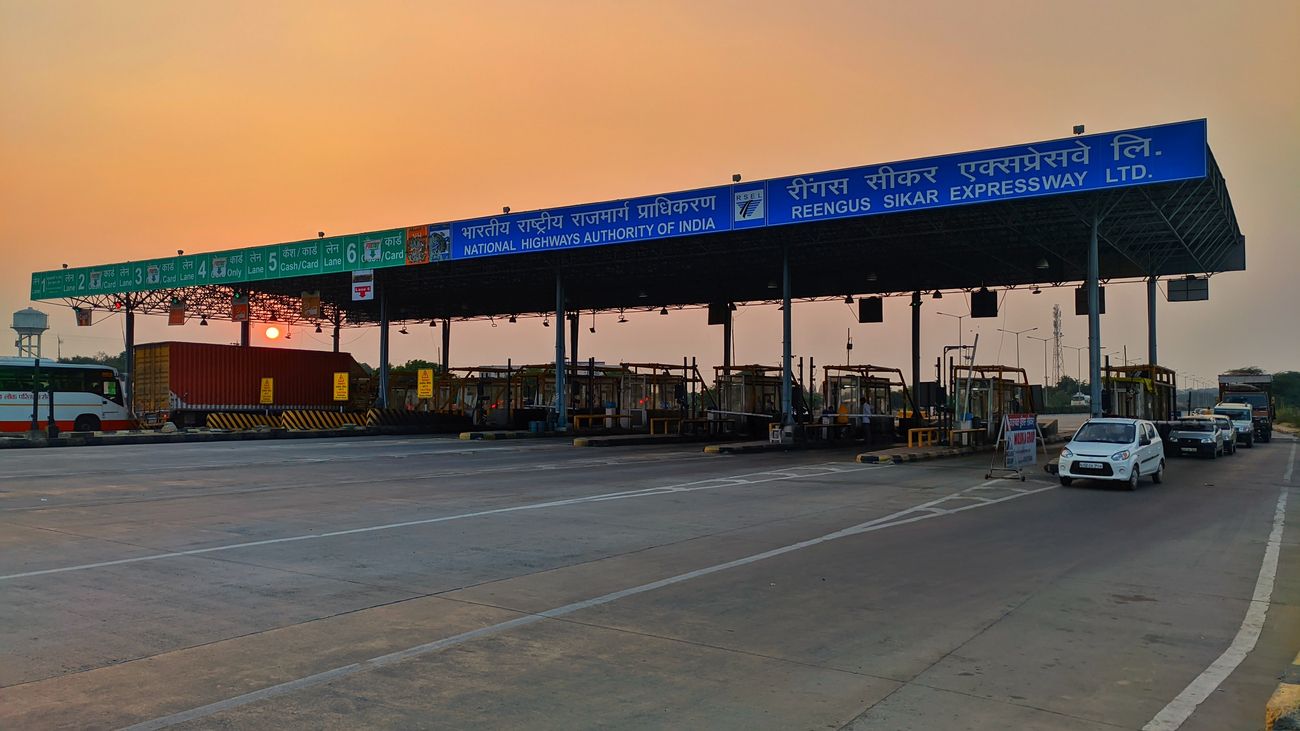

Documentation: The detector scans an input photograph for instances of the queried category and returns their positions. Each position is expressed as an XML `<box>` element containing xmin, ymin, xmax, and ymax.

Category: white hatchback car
<box><xmin>1058</xmin><ymin>418</ymin><xmax>1164</xmax><ymax>490</ymax></box>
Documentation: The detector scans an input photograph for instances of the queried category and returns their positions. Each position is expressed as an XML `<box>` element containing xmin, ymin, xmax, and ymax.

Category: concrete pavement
<box><xmin>1</xmin><ymin>433</ymin><xmax>1295</xmax><ymax>729</ymax></box>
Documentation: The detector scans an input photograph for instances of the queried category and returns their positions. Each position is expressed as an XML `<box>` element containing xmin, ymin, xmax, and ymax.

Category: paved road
<box><xmin>1</xmin><ymin>434</ymin><xmax>1296</xmax><ymax>729</ymax></box>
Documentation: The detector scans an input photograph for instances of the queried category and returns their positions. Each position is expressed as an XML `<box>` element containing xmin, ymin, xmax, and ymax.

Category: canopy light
<box><xmin>199</xmin><ymin>316</ymin><xmax>208</xmax><ymax>326</ymax></box>
<box><xmin>659</xmin><ymin>307</ymin><xmax>668</xmax><ymax>315</ymax></box>
<box><xmin>843</xmin><ymin>295</ymin><xmax>854</xmax><ymax>304</ymax></box>
<box><xmin>1035</xmin><ymin>258</ymin><xmax>1050</xmax><ymax>270</ymax></box>
<box><xmin>398</xmin><ymin>325</ymin><xmax>409</xmax><ymax>335</ymax></box>
<box><xmin>932</xmin><ymin>290</ymin><xmax>943</xmax><ymax>299</ymax></box>
<box><xmin>315</xmin><ymin>324</ymin><xmax>322</xmax><ymax>333</ymax></box>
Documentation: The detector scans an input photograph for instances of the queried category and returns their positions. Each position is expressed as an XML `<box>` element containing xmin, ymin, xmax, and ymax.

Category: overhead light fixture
<box><xmin>177</xmin><ymin>249</ymin><xmax>184</xmax><ymax>255</ymax></box>
<box><xmin>543</xmin><ymin>316</ymin><xmax>550</xmax><ymax>327</ymax></box>
<box><xmin>62</xmin><ymin>263</ymin><xmax>68</xmax><ymax>269</ymax></box>
<box><xmin>638</xmin><ymin>290</ymin><xmax>648</xmax><ymax>299</ymax></box>
<box><xmin>1073</xmin><ymin>124</ymin><xmax>1085</xmax><ymax>135</ymax></box>
<box><xmin>843</xmin><ymin>295</ymin><xmax>854</xmax><ymax>304</ymax></box>
<box><xmin>317</xmin><ymin>231</ymin><xmax>325</xmax><ymax>238</ymax></box>
<box><xmin>490</xmin><ymin>317</ymin><xmax>497</xmax><ymax>328</ymax></box>
<box><xmin>199</xmin><ymin>316</ymin><xmax>208</xmax><ymax>326</ymax></box>
<box><xmin>398</xmin><ymin>325</ymin><xmax>409</xmax><ymax>335</ymax></box>
<box><xmin>767</xmin><ymin>280</ymin><xmax>778</xmax><ymax>289</ymax></box>
<box><xmin>1032</xmin><ymin>286</ymin><xmax>1042</xmax><ymax>295</ymax></box>
<box><xmin>429</xmin><ymin>319</ymin><xmax>436</xmax><ymax>327</ymax></box>
<box><xmin>866</xmin><ymin>272</ymin><xmax>878</xmax><ymax>282</ymax></box>
<box><xmin>284</xmin><ymin>329</ymin><xmax>292</xmax><ymax>340</ymax></box>
<box><xmin>315</xmin><ymin>323</ymin><xmax>322</xmax><ymax>333</ymax></box>
<box><xmin>508</xmin><ymin>314</ymin><xmax>517</xmax><ymax>323</ymax></box>
<box><xmin>502</xmin><ymin>206</ymin><xmax>511</xmax><ymax>214</ymax></box>
<box><xmin>732</xmin><ymin>173</ymin><xmax>742</xmax><ymax>183</ymax></box>
<box><xmin>932</xmin><ymin>290</ymin><xmax>943</xmax><ymax>299</ymax></box>
<box><xmin>589</xmin><ymin>312</ymin><xmax>596</xmax><ymax>333</ymax></box>
<box><xmin>659</xmin><ymin>306</ymin><xmax>668</xmax><ymax>315</ymax></box>
<box><xmin>618</xmin><ymin>310</ymin><xmax>628</xmax><ymax>324</ymax></box>
<box><xmin>1035</xmin><ymin>257</ymin><xmax>1050</xmax><ymax>270</ymax></box>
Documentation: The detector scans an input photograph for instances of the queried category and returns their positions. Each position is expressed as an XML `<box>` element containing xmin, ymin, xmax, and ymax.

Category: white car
<box><xmin>1057</xmin><ymin>418</ymin><xmax>1164</xmax><ymax>490</ymax></box>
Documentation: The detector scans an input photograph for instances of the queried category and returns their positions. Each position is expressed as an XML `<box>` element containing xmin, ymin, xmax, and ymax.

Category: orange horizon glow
<box><xmin>2</xmin><ymin>1</ymin><xmax>1298</xmax><ymax>376</ymax></box>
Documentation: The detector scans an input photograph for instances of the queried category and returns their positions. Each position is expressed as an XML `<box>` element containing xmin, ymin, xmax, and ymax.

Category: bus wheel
<box><xmin>73</xmin><ymin>415</ymin><xmax>101</xmax><ymax>433</ymax></box>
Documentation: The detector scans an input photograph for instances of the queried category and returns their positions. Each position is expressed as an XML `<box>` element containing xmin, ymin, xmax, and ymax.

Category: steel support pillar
<box><xmin>722</xmin><ymin>306</ymin><xmax>732</xmax><ymax>376</ymax></box>
<box><xmin>124</xmin><ymin>299</ymin><xmax>136</xmax><ymax>409</ymax></box>
<box><xmin>1088</xmin><ymin>215</ymin><xmax>1102</xmax><ymax>417</ymax></box>
<box><xmin>441</xmin><ymin>317</ymin><xmax>450</xmax><ymax>372</ymax></box>
<box><xmin>569</xmin><ymin>313</ymin><xmax>579</xmax><ymax>406</ymax></box>
<box><xmin>240</xmin><ymin>319</ymin><xmax>250</xmax><ymax>347</ymax></box>
<box><xmin>331</xmin><ymin>313</ymin><xmax>340</xmax><ymax>353</ymax></box>
<box><xmin>781</xmin><ymin>247</ymin><xmax>793</xmax><ymax>426</ymax></box>
<box><xmin>1147</xmin><ymin>276</ymin><xmax>1158</xmax><ymax>366</ymax></box>
<box><xmin>378</xmin><ymin>290</ymin><xmax>390</xmax><ymax>409</ymax></box>
<box><xmin>555</xmin><ymin>274</ymin><xmax>567</xmax><ymax>431</ymax></box>
<box><xmin>911</xmin><ymin>290</ymin><xmax>921</xmax><ymax>415</ymax></box>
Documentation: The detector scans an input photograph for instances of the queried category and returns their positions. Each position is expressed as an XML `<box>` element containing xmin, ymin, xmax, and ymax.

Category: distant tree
<box><xmin>1275</xmin><ymin>371</ymin><xmax>1300</xmax><ymax>408</ymax></box>
<box><xmin>392</xmin><ymin>359</ymin><xmax>442</xmax><ymax>374</ymax></box>
<box><xmin>1225</xmin><ymin>366</ymin><xmax>1265</xmax><ymax>375</ymax></box>
<box><xmin>59</xmin><ymin>351</ymin><xmax>125</xmax><ymax>370</ymax></box>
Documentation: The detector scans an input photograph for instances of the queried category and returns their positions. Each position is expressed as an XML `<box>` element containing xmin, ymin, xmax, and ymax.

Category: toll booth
<box><xmin>711</xmin><ymin>365</ymin><xmax>811</xmax><ymax>436</ymax></box>
<box><xmin>950</xmin><ymin>365</ymin><xmax>1035</xmax><ymax>440</ymax></box>
<box><xmin>1101</xmin><ymin>364</ymin><xmax>1178</xmax><ymax>421</ymax></box>
<box><xmin>819</xmin><ymin>364</ymin><xmax>912</xmax><ymax>442</ymax></box>
<box><xmin>618</xmin><ymin>362</ymin><xmax>713</xmax><ymax>434</ymax></box>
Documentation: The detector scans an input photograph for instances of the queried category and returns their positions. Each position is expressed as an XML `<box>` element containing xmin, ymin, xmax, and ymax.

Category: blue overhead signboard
<box><xmin>32</xmin><ymin>119</ymin><xmax>1208</xmax><ymax>300</ymax></box>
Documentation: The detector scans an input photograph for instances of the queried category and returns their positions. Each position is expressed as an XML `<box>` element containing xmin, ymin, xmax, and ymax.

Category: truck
<box><xmin>132</xmin><ymin>342</ymin><xmax>373</xmax><ymax>427</ymax></box>
<box><xmin>1217</xmin><ymin>372</ymin><xmax>1274</xmax><ymax>443</ymax></box>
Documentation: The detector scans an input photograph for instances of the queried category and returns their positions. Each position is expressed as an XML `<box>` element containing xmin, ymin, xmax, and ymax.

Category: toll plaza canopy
<box><xmin>32</xmin><ymin>118</ymin><xmax>1241</xmax><ymax>324</ymax></box>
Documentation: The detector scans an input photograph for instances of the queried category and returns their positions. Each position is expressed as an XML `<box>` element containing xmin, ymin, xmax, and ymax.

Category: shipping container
<box><xmin>132</xmin><ymin>342</ymin><xmax>371</xmax><ymax>425</ymax></box>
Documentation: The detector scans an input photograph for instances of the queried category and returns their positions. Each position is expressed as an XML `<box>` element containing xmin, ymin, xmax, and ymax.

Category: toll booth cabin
<box><xmin>951</xmin><ymin>365</ymin><xmax>1037</xmax><ymax>441</ymax></box>
<box><xmin>1102</xmin><ymin>364</ymin><xmax>1177</xmax><ymax>422</ymax></box>
<box><xmin>819</xmin><ymin>365</ymin><xmax>912</xmax><ymax>442</ymax></box>
<box><xmin>712</xmin><ymin>365</ymin><xmax>811</xmax><ymax>436</ymax></box>
<box><xmin>616</xmin><ymin>362</ymin><xmax>712</xmax><ymax>434</ymax></box>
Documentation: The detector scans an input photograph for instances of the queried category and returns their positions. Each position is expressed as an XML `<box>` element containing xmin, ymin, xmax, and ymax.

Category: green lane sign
<box><xmin>31</xmin><ymin>228</ymin><xmax>407</xmax><ymax>299</ymax></box>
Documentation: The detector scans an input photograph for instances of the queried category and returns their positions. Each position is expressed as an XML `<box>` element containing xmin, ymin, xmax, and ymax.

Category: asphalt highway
<box><xmin>1</xmin><ymin>433</ymin><xmax>1296</xmax><ymax>729</ymax></box>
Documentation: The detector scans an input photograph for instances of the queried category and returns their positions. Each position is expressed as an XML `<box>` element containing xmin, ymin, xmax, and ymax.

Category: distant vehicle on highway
<box><xmin>1213</xmin><ymin>402</ymin><xmax>1256</xmax><ymax>448</ymax></box>
<box><xmin>1218</xmin><ymin>372</ymin><xmax>1274</xmax><ymax>443</ymax></box>
<box><xmin>1057</xmin><ymin>417</ymin><xmax>1164</xmax><ymax>490</ymax></box>
<box><xmin>1212</xmin><ymin>414</ymin><xmax>1238</xmax><ymax>455</ymax></box>
<box><xmin>0</xmin><ymin>357</ymin><xmax>132</xmax><ymax>433</ymax></box>
<box><xmin>1166</xmin><ymin>417</ymin><xmax>1226</xmax><ymax>458</ymax></box>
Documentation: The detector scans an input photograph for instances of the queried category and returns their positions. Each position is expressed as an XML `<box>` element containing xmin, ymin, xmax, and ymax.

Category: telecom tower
<box><xmin>1051</xmin><ymin>304</ymin><xmax>1063</xmax><ymax>386</ymax></box>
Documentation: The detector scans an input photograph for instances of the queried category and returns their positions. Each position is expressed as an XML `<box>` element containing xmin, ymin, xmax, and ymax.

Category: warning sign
<box><xmin>417</xmin><ymin>368</ymin><xmax>434</xmax><ymax>399</ymax></box>
<box><xmin>333</xmin><ymin>372</ymin><xmax>349</xmax><ymax>401</ymax></box>
<box><xmin>259</xmin><ymin>377</ymin><xmax>274</xmax><ymax>405</ymax></box>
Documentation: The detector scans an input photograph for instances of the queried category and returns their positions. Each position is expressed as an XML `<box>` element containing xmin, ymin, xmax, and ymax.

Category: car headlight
<box><xmin>1201</xmin><ymin>436</ymin><xmax>1214</xmax><ymax>443</ymax></box>
<box><xmin>1061</xmin><ymin>448</ymin><xmax>1073</xmax><ymax>459</ymax></box>
<box><xmin>1111</xmin><ymin>450</ymin><xmax>1130</xmax><ymax>461</ymax></box>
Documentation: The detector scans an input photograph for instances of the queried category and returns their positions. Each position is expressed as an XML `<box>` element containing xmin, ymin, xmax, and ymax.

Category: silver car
<box><xmin>1166</xmin><ymin>418</ymin><xmax>1225</xmax><ymax>458</ymax></box>
<box><xmin>1212</xmin><ymin>414</ymin><xmax>1237</xmax><ymax>455</ymax></box>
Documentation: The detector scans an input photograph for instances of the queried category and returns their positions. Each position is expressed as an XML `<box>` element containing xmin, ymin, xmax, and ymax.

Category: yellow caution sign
<box><xmin>333</xmin><ymin>372</ymin><xmax>349</xmax><ymax>401</ymax></box>
<box><xmin>417</xmin><ymin>368</ymin><xmax>434</xmax><ymax>399</ymax></box>
<box><xmin>259</xmin><ymin>377</ymin><xmax>274</xmax><ymax>405</ymax></box>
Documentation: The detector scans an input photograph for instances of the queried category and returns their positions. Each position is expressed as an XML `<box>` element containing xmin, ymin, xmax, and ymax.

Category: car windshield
<box><xmin>1214</xmin><ymin>408</ymin><xmax>1251</xmax><ymax>421</ymax></box>
<box><xmin>1214</xmin><ymin>418</ymin><xmax>1232</xmax><ymax>430</ymax></box>
<box><xmin>1073</xmin><ymin>422</ymin><xmax>1135</xmax><ymax>444</ymax></box>
<box><xmin>1174</xmin><ymin>420</ymin><xmax>1214</xmax><ymax>432</ymax></box>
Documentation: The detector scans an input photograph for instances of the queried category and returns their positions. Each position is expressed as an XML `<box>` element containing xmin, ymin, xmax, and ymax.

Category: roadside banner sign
<box><xmin>1004</xmin><ymin>414</ymin><xmax>1038</xmax><ymax>469</ymax></box>
<box><xmin>259</xmin><ymin>377</ymin><xmax>274</xmax><ymax>405</ymax></box>
<box><xmin>333</xmin><ymin>372</ymin><xmax>349</xmax><ymax>401</ymax></box>
<box><xmin>352</xmin><ymin>270</ymin><xmax>374</xmax><ymax>301</ymax></box>
<box><xmin>167</xmin><ymin>300</ymin><xmax>185</xmax><ymax>326</ymax></box>
<box><xmin>301</xmin><ymin>291</ymin><xmax>322</xmax><ymax>319</ymax></box>
<box><xmin>74</xmin><ymin>308</ymin><xmax>92</xmax><ymax>326</ymax></box>
<box><xmin>231</xmin><ymin>294</ymin><xmax>249</xmax><ymax>322</ymax></box>
<box><xmin>417</xmin><ymin>368</ymin><xmax>434</xmax><ymax>399</ymax></box>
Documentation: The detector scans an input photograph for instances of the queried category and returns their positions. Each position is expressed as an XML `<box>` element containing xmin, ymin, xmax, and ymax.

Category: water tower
<box><xmin>12</xmin><ymin>308</ymin><xmax>49</xmax><ymax>358</ymax></box>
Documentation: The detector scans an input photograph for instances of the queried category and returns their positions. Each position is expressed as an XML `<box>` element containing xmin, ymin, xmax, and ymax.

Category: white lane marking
<box><xmin>119</xmin><ymin>480</ymin><xmax>1056</xmax><ymax>731</ymax></box>
<box><xmin>1142</xmin><ymin>440</ymin><xmax>1295</xmax><ymax>730</ymax></box>
<box><xmin>1</xmin><ymin>462</ymin><xmax>881</xmax><ymax>582</ymax></box>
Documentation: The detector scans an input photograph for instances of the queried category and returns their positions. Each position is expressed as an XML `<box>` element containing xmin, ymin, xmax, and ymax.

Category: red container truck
<box><xmin>132</xmin><ymin>342</ymin><xmax>372</xmax><ymax>426</ymax></box>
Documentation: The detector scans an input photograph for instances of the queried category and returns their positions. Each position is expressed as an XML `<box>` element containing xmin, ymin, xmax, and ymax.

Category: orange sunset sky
<box><xmin>2</xmin><ymin>0</ymin><xmax>1297</xmax><ymax>383</ymax></box>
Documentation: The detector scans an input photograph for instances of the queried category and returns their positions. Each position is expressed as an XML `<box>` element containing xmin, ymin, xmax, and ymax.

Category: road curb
<box><xmin>458</xmin><ymin>430</ymin><xmax>544</xmax><ymax>441</ymax></box>
<box><xmin>1267</xmin><ymin>652</ymin><xmax>1300</xmax><ymax>730</ymax></box>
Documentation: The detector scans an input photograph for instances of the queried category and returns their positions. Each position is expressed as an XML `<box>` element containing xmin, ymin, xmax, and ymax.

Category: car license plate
<box><xmin>1079</xmin><ymin>461</ymin><xmax>1103</xmax><ymax>469</ymax></box>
